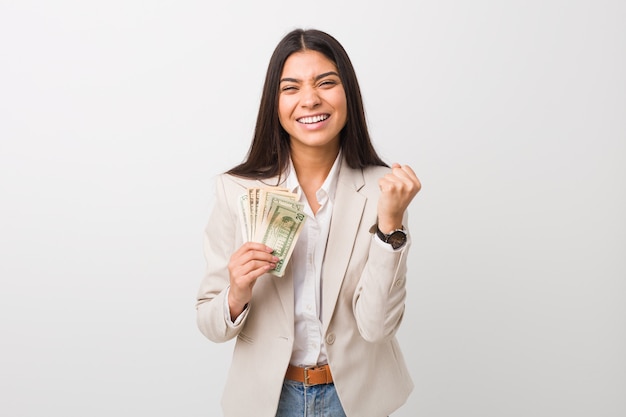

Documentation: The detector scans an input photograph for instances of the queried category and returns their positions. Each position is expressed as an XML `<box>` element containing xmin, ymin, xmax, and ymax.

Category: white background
<box><xmin>1</xmin><ymin>1</ymin><xmax>624</xmax><ymax>416</ymax></box>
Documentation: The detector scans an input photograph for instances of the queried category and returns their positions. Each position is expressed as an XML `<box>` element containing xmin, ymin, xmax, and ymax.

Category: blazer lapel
<box><xmin>321</xmin><ymin>164</ymin><xmax>366</xmax><ymax>333</ymax></box>
<box><xmin>235</xmin><ymin>169</ymin><xmax>365</xmax><ymax>332</ymax></box>
<box><xmin>269</xmin><ymin>263</ymin><xmax>295</xmax><ymax>329</ymax></box>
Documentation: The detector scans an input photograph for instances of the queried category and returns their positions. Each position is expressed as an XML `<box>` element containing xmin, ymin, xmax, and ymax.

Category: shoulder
<box><xmin>337</xmin><ymin>163</ymin><xmax>390</xmax><ymax>197</ymax></box>
<box><xmin>362</xmin><ymin>164</ymin><xmax>391</xmax><ymax>178</ymax></box>
<box><xmin>206</xmin><ymin>174</ymin><xmax>255</xmax><ymax>213</ymax></box>
<box><xmin>213</xmin><ymin>173</ymin><xmax>268</xmax><ymax>193</ymax></box>
<box><xmin>361</xmin><ymin>165</ymin><xmax>390</xmax><ymax>196</ymax></box>
<box><xmin>352</xmin><ymin>164</ymin><xmax>391</xmax><ymax>185</ymax></box>
<box><xmin>211</xmin><ymin>173</ymin><xmax>286</xmax><ymax>201</ymax></box>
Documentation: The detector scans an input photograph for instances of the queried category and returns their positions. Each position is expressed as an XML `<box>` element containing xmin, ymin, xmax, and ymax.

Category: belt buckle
<box><xmin>303</xmin><ymin>366</ymin><xmax>314</xmax><ymax>387</ymax></box>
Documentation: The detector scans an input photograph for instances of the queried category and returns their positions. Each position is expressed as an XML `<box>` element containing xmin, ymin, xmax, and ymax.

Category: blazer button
<box><xmin>325</xmin><ymin>333</ymin><xmax>336</xmax><ymax>345</ymax></box>
<box><xmin>394</xmin><ymin>278</ymin><xmax>404</xmax><ymax>288</ymax></box>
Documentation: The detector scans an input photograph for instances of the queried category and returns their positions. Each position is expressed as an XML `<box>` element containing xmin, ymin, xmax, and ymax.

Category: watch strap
<box><xmin>375</xmin><ymin>225</ymin><xmax>407</xmax><ymax>249</ymax></box>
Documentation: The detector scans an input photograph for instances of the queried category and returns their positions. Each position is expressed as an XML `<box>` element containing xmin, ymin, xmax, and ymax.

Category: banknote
<box><xmin>237</xmin><ymin>186</ymin><xmax>306</xmax><ymax>277</ymax></box>
<box><xmin>248</xmin><ymin>188</ymin><xmax>260</xmax><ymax>240</ymax></box>
<box><xmin>238</xmin><ymin>193</ymin><xmax>250</xmax><ymax>242</ymax></box>
<box><xmin>257</xmin><ymin>189</ymin><xmax>302</xmax><ymax>229</ymax></box>
<box><xmin>255</xmin><ymin>199</ymin><xmax>306</xmax><ymax>277</ymax></box>
<box><xmin>257</xmin><ymin>188</ymin><xmax>296</xmax><ymax>224</ymax></box>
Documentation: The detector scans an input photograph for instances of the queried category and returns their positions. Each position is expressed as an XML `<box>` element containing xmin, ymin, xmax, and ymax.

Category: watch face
<box><xmin>388</xmin><ymin>230</ymin><xmax>407</xmax><ymax>249</ymax></box>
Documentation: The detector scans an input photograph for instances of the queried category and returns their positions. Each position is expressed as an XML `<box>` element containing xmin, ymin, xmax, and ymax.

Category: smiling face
<box><xmin>278</xmin><ymin>50</ymin><xmax>348</xmax><ymax>156</ymax></box>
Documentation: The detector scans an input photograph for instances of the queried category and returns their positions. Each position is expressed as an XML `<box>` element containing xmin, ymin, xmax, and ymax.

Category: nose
<box><xmin>300</xmin><ymin>86</ymin><xmax>321</xmax><ymax>108</ymax></box>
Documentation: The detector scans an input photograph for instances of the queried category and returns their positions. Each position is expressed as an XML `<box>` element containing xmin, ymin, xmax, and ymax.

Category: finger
<box><xmin>389</xmin><ymin>165</ymin><xmax>420</xmax><ymax>190</ymax></box>
<box><xmin>381</xmin><ymin>171</ymin><xmax>410</xmax><ymax>189</ymax></box>
<box><xmin>390</xmin><ymin>164</ymin><xmax>416</xmax><ymax>181</ymax></box>
<box><xmin>232</xmin><ymin>251</ymin><xmax>279</xmax><ymax>275</ymax></box>
<box><xmin>243</xmin><ymin>248</ymin><xmax>278</xmax><ymax>263</ymax></box>
<box><xmin>396</xmin><ymin>164</ymin><xmax>417</xmax><ymax>179</ymax></box>
<box><xmin>236</xmin><ymin>259</ymin><xmax>276</xmax><ymax>278</ymax></box>
<box><xmin>234</xmin><ymin>241</ymin><xmax>274</xmax><ymax>255</ymax></box>
<box><xmin>379</xmin><ymin>176</ymin><xmax>420</xmax><ymax>201</ymax></box>
<box><xmin>380</xmin><ymin>164</ymin><xmax>421</xmax><ymax>194</ymax></box>
<box><xmin>229</xmin><ymin>242</ymin><xmax>278</xmax><ymax>280</ymax></box>
<box><xmin>231</xmin><ymin>242</ymin><xmax>276</xmax><ymax>266</ymax></box>
<box><xmin>230</xmin><ymin>260</ymin><xmax>276</xmax><ymax>290</ymax></box>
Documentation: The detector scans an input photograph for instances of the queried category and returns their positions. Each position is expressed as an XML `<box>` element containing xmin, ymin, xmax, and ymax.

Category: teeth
<box><xmin>298</xmin><ymin>114</ymin><xmax>329</xmax><ymax>124</ymax></box>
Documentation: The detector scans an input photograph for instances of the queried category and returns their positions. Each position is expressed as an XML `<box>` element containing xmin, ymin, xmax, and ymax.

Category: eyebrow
<box><xmin>279</xmin><ymin>71</ymin><xmax>340</xmax><ymax>84</ymax></box>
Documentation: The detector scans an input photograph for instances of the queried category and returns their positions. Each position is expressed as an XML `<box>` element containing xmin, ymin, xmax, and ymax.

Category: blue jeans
<box><xmin>276</xmin><ymin>379</ymin><xmax>347</xmax><ymax>417</ymax></box>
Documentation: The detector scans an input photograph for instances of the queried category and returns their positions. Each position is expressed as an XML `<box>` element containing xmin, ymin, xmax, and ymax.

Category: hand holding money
<box><xmin>238</xmin><ymin>187</ymin><xmax>307</xmax><ymax>277</ymax></box>
<box><xmin>227</xmin><ymin>242</ymin><xmax>278</xmax><ymax>319</ymax></box>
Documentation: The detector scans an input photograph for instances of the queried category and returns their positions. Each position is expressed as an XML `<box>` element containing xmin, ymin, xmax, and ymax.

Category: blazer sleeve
<box><xmin>196</xmin><ymin>174</ymin><xmax>246</xmax><ymax>343</ymax></box>
<box><xmin>352</xmin><ymin>209</ymin><xmax>411</xmax><ymax>343</ymax></box>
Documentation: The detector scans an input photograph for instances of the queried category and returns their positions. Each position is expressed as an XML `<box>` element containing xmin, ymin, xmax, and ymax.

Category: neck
<box><xmin>290</xmin><ymin>147</ymin><xmax>339</xmax><ymax>189</ymax></box>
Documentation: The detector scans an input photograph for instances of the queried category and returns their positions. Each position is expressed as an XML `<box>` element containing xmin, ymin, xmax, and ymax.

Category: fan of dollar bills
<box><xmin>238</xmin><ymin>187</ymin><xmax>307</xmax><ymax>277</ymax></box>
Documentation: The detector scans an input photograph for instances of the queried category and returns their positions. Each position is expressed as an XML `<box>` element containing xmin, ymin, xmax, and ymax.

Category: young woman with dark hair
<box><xmin>197</xmin><ymin>28</ymin><xmax>421</xmax><ymax>417</ymax></box>
<box><xmin>228</xmin><ymin>28</ymin><xmax>386</xmax><ymax>180</ymax></box>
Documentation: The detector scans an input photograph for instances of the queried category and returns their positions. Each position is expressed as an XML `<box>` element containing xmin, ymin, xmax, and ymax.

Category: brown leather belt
<box><xmin>285</xmin><ymin>364</ymin><xmax>333</xmax><ymax>386</ymax></box>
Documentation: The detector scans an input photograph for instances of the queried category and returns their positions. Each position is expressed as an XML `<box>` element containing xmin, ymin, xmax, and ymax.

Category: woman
<box><xmin>196</xmin><ymin>28</ymin><xmax>421</xmax><ymax>417</ymax></box>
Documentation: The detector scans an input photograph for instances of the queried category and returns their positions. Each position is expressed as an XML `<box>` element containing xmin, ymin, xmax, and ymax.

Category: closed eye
<box><xmin>280</xmin><ymin>85</ymin><xmax>298</xmax><ymax>93</ymax></box>
<box><xmin>319</xmin><ymin>79</ymin><xmax>338</xmax><ymax>88</ymax></box>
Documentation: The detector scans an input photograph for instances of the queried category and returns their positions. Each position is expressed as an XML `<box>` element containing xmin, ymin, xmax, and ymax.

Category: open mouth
<box><xmin>297</xmin><ymin>114</ymin><xmax>330</xmax><ymax>124</ymax></box>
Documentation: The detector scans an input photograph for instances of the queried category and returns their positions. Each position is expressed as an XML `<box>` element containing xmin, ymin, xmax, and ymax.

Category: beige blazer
<box><xmin>197</xmin><ymin>160</ymin><xmax>414</xmax><ymax>417</ymax></box>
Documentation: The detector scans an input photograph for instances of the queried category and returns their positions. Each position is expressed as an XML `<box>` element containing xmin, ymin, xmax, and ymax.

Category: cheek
<box><xmin>277</xmin><ymin>107</ymin><xmax>292</xmax><ymax>132</ymax></box>
<box><xmin>335</xmin><ymin>98</ymin><xmax>348</xmax><ymax>125</ymax></box>
<box><xmin>278</xmin><ymin>98</ymin><xmax>294</xmax><ymax>121</ymax></box>
<box><xmin>332</xmin><ymin>91</ymin><xmax>348</xmax><ymax>117</ymax></box>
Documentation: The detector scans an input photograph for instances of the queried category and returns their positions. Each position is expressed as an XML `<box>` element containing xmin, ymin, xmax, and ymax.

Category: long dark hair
<box><xmin>227</xmin><ymin>28</ymin><xmax>387</xmax><ymax>179</ymax></box>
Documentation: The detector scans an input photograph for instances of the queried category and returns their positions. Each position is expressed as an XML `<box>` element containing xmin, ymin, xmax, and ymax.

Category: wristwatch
<box><xmin>376</xmin><ymin>226</ymin><xmax>407</xmax><ymax>250</ymax></box>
